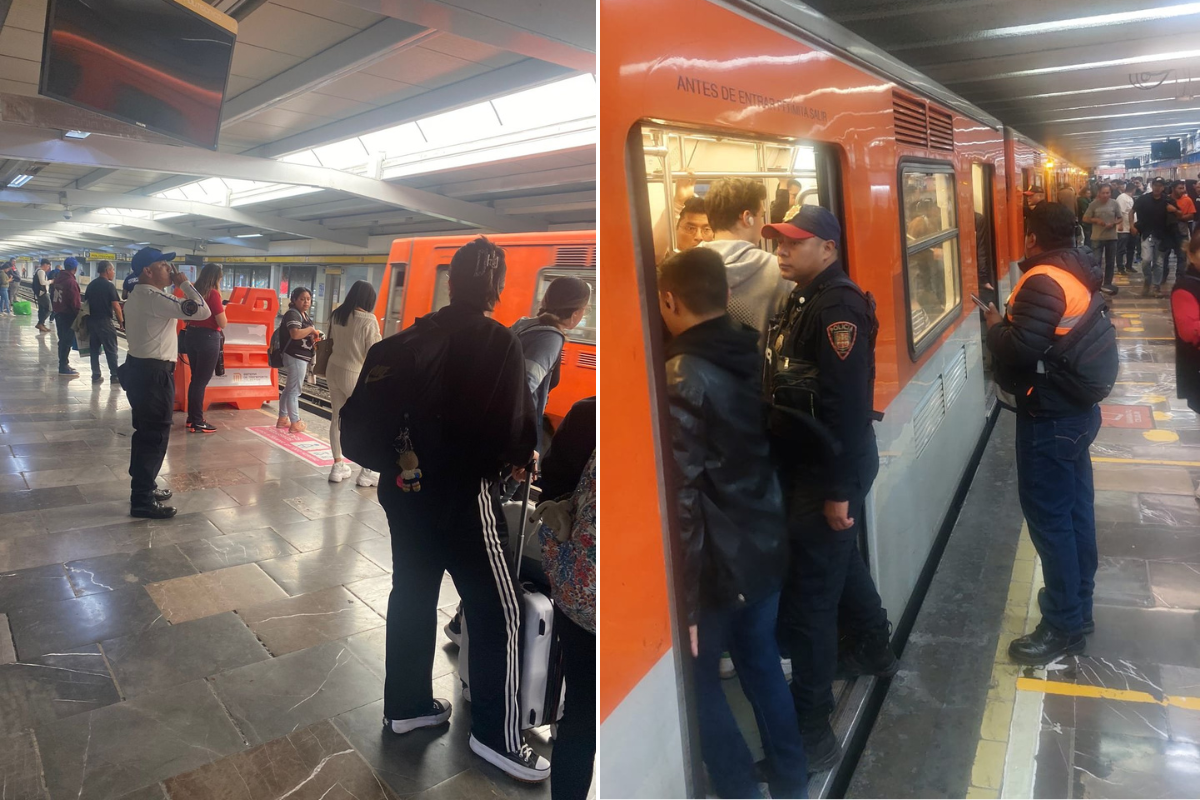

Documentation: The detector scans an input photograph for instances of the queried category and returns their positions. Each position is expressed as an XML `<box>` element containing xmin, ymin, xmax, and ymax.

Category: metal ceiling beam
<box><xmin>222</xmin><ymin>18</ymin><xmax>438</xmax><ymax>127</ymax></box>
<box><xmin>240</xmin><ymin>58</ymin><xmax>574</xmax><ymax>160</ymax></box>
<box><xmin>0</xmin><ymin>208</ymin><xmax>261</xmax><ymax>249</ymax></box>
<box><xmin>333</xmin><ymin>0</ymin><xmax>594</xmax><ymax>72</ymax></box>
<box><xmin>75</xmin><ymin>169</ymin><xmax>118</xmax><ymax>190</ymax></box>
<box><xmin>0</xmin><ymin>188</ymin><xmax>367</xmax><ymax>247</ymax></box>
<box><xmin>434</xmin><ymin>163</ymin><xmax>595</xmax><ymax>198</ymax></box>
<box><xmin>0</xmin><ymin>121</ymin><xmax>535</xmax><ymax>233</ymax></box>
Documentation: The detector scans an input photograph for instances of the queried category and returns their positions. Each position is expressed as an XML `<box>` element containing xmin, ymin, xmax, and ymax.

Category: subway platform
<box><xmin>0</xmin><ymin>313</ymin><xmax>555</xmax><ymax>800</ymax></box>
<box><xmin>850</xmin><ymin>272</ymin><xmax>1200</xmax><ymax>799</ymax></box>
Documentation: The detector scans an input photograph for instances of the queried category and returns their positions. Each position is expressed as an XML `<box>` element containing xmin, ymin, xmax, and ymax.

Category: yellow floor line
<box><xmin>1092</xmin><ymin>456</ymin><xmax>1200</xmax><ymax>467</ymax></box>
<box><xmin>1017</xmin><ymin>677</ymin><xmax>1200</xmax><ymax>711</ymax></box>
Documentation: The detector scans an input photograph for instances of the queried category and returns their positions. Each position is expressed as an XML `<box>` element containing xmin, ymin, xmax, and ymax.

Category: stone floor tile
<box><xmin>100</xmin><ymin>612</ymin><xmax>270</xmax><ymax>698</ymax></box>
<box><xmin>1071</xmin><ymin>729</ymin><xmax>1200</xmax><ymax>798</ymax></box>
<box><xmin>0</xmin><ymin>485</ymin><xmax>87</xmax><ymax>514</ymax></box>
<box><xmin>271</xmin><ymin>514</ymin><xmax>384</xmax><ymax>552</ymax></box>
<box><xmin>256</xmin><ymin>545</ymin><xmax>387</xmax><ymax>596</ymax></box>
<box><xmin>0</xmin><ymin>472</ymin><xmax>29</xmax><ymax>491</ymax></box>
<box><xmin>210</xmin><ymin>639</ymin><xmax>381</xmax><ymax>746</ymax></box>
<box><xmin>1094</xmin><ymin>464</ymin><xmax>1196</xmax><ymax>495</ymax></box>
<box><xmin>353</xmin><ymin>536</ymin><xmax>394</xmax><ymax>572</ymax></box>
<box><xmin>283</xmin><ymin>490</ymin><xmax>382</xmax><ymax>521</ymax></box>
<box><xmin>234</xmin><ymin>461</ymin><xmax>323</xmax><ymax>483</ymax></box>
<box><xmin>1147</xmin><ymin>561</ymin><xmax>1200</xmax><ymax>609</ymax></box>
<box><xmin>162</xmin><ymin>720</ymin><xmax>397</xmax><ymax>800</ymax></box>
<box><xmin>407</xmin><ymin>769</ymin><xmax>510</xmax><ymax>800</ymax></box>
<box><xmin>7</xmin><ymin>586</ymin><xmax>167</xmax><ymax>658</ymax></box>
<box><xmin>145</xmin><ymin>563</ymin><xmax>289</xmax><ymax>624</ymax></box>
<box><xmin>20</xmin><ymin>466</ymin><xmax>124</xmax><ymax>490</ymax></box>
<box><xmin>162</xmin><ymin>469</ymin><xmax>258</xmax><ymax>492</ymax></box>
<box><xmin>353</xmin><ymin>506</ymin><xmax>390</xmax><ymax>534</ymax></box>
<box><xmin>0</xmin><ymin>646</ymin><xmax>120</xmax><ymax>736</ymax></box>
<box><xmin>0</xmin><ymin>730</ymin><xmax>49</xmax><ymax>800</ymax></box>
<box><xmin>37</xmin><ymin>679</ymin><xmax>246</xmax><ymax>800</ymax></box>
<box><xmin>176</xmin><ymin>528</ymin><xmax>298</xmax><ymax>572</ymax></box>
<box><xmin>340</xmin><ymin>620</ymin><xmax>458</xmax><ymax>684</ymax></box>
<box><xmin>0</xmin><ymin>509</ymin><xmax>47</xmax><ymax>541</ymax></box>
<box><xmin>203</xmin><ymin>500</ymin><xmax>309</xmax><ymax>534</ymax></box>
<box><xmin>0</xmin><ymin>613</ymin><xmax>15</xmax><ymax>664</ymax></box>
<box><xmin>345</xmin><ymin>573</ymin><xmax>393</xmax><ymax>617</ymax></box>
<box><xmin>65</xmin><ymin>546</ymin><xmax>198</xmax><ymax>597</ymax></box>
<box><xmin>237</xmin><ymin>585</ymin><xmax>383</xmax><ymax>656</ymax></box>
<box><xmin>0</xmin><ymin>456</ymin><xmax>66</xmax><ymax>475</ymax></box>
<box><xmin>0</xmin><ymin>564</ymin><xmax>74</xmax><ymax>612</ymax></box>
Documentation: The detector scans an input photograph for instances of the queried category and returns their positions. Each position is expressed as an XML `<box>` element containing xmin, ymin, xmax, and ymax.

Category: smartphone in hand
<box><xmin>970</xmin><ymin>293</ymin><xmax>989</xmax><ymax>310</ymax></box>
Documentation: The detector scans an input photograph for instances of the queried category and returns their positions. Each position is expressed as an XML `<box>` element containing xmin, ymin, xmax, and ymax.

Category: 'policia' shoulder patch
<box><xmin>826</xmin><ymin>321</ymin><xmax>857</xmax><ymax>360</ymax></box>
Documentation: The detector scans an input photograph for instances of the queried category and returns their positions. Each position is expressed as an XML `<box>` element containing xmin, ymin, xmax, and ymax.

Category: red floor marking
<box><xmin>1100</xmin><ymin>404</ymin><xmax>1153</xmax><ymax>429</ymax></box>
<box><xmin>247</xmin><ymin>425</ymin><xmax>350</xmax><ymax>467</ymax></box>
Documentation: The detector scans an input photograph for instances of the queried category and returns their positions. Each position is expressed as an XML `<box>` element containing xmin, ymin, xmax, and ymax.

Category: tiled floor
<box><xmin>0</xmin><ymin>314</ymin><xmax>559</xmax><ymax>800</ymax></box>
<box><xmin>850</xmin><ymin>272</ymin><xmax>1200</xmax><ymax>799</ymax></box>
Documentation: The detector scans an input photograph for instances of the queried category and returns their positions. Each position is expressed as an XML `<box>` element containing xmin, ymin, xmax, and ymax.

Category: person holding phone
<box><xmin>277</xmin><ymin>286</ymin><xmax>321</xmax><ymax>434</ymax></box>
<box><xmin>122</xmin><ymin>247</ymin><xmax>212</xmax><ymax>519</ymax></box>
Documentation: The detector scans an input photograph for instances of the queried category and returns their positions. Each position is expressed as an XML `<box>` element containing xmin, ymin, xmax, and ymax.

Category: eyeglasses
<box><xmin>680</xmin><ymin>223</ymin><xmax>713</xmax><ymax>237</ymax></box>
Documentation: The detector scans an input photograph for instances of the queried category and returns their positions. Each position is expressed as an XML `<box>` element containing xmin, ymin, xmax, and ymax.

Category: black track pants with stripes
<box><xmin>379</xmin><ymin>475</ymin><xmax>522</xmax><ymax>754</ymax></box>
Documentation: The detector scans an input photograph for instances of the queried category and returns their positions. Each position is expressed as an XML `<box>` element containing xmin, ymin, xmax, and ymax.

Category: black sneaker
<box><xmin>187</xmin><ymin>421</ymin><xmax>217</xmax><ymax>434</ymax></box>
<box><xmin>91</xmin><ymin>374</ymin><xmax>103</xmax><ymax>383</ymax></box>
<box><xmin>383</xmin><ymin>698</ymin><xmax>452</xmax><ymax>735</ymax></box>
<box><xmin>469</xmin><ymin>734</ymin><xmax>550</xmax><ymax>783</ymax></box>
<box><xmin>1038</xmin><ymin>588</ymin><xmax>1094</xmax><ymax>635</ymax></box>
<box><xmin>839</xmin><ymin>625</ymin><xmax>901</xmax><ymax>678</ymax></box>
<box><xmin>153</xmin><ymin>488</ymin><xmax>173</xmax><ymax>502</ymax></box>
<box><xmin>130</xmin><ymin>502</ymin><xmax>177</xmax><ymax>520</ymax></box>
<box><xmin>110</xmin><ymin>375</ymin><xmax>120</xmax><ymax>385</ymax></box>
<box><xmin>1008</xmin><ymin>621</ymin><xmax>1085</xmax><ymax>666</ymax></box>
<box><xmin>799</xmin><ymin>716</ymin><xmax>840</xmax><ymax>774</ymax></box>
<box><xmin>444</xmin><ymin>610</ymin><xmax>462</xmax><ymax>647</ymax></box>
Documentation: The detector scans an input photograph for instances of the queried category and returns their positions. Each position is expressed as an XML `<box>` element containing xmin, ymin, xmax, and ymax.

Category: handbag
<box><xmin>313</xmin><ymin>335</ymin><xmax>333</xmax><ymax>376</ymax></box>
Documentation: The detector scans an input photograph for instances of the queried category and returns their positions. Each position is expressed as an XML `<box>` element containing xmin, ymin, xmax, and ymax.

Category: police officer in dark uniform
<box><xmin>761</xmin><ymin>206</ymin><xmax>898</xmax><ymax>772</ymax></box>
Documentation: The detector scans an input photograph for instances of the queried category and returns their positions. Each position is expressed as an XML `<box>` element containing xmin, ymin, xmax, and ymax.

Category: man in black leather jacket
<box><xmin>659</xmin><ymin>247</ymin><xmax>807</xmax><ymax>799</ymax></box>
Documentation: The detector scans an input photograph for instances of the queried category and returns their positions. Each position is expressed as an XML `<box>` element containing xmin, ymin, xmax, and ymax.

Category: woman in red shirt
<box><xmin>185</xmin><ymin>263</ymin><xmax>228</xmax><ymax>433</ymax></box>
<box><xmin>1172</xmin><ymin>233</ymin><xmax>1200</xmax><ymax>414</ymax></box>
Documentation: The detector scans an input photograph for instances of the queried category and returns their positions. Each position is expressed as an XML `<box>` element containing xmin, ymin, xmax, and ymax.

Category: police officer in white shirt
<box><xmin>120</xmin><ymin>248</ymin><xmax>211</xmax><ymax>518</ymax></box>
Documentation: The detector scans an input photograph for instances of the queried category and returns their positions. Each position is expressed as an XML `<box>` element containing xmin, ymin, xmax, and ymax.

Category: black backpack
<box><xmin>338</xmin><ymin>315</ymin><xmax>451</xmax><ymax>475</ymax></box>
<box><xmin>1041</xmin><ymin>292</ymin><xmax>1119</xmax><ymax>406</ymax></box>
<box><xmin>268</xmin><ymin>321</ymin><xmax>285</xmax><ymax>369</ymax></box>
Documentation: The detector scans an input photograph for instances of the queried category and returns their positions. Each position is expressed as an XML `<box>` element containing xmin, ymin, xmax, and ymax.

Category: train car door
<box><xmin>972</xmin><ymin>163</ymin><xmax>999</xmax><ymax>412</ymax></box>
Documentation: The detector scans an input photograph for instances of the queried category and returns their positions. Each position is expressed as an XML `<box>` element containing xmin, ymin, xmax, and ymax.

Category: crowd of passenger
<box><xmin>0</xmin><ymin>242</ymin><xmax>598</xmax><ymax>797</ymax></box>
<box><xmin>654</xmin><ymin>171</ymin><xmax>1200</xmax><ymax>798</ymax></box>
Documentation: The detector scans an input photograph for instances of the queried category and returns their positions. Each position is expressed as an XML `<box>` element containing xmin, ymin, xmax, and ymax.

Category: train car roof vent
<box><xmin>893</xmin><ymin>91</ymin><xmax>955</xmax><ymax>152</ymax></box>
<box><xmin>555</xmin><ymin>246</ymin><xmax>595</xmax><ymax>268</ymax></box>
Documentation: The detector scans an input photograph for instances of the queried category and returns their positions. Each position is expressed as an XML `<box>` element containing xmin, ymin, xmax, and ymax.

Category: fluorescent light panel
<box><xmin>7</xmin><ymin>175</ymin><xmax>33</xmax><ymax>188</ymax></box>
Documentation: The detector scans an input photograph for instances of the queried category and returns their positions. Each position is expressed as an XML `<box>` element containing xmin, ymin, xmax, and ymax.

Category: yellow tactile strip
<box><xmin>1016</xmin><ymin>677</ymin><xmax>1200</xmax><ymax>711</ymax></box>
<box><xmin>965</xmin><ymin>524</ymin><xmax>1040</xmax><ymax>799</ymax></box>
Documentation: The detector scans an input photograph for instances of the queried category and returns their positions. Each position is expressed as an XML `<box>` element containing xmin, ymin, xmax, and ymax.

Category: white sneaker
<box><xmin>328</xmin><ymin>462</ymin><xmax>352</xmax><ymax>483</ymax></box>
<box><xmin>356</xmin><ymin>468</ymin><xmax>379</xmax><ymax>487</ymax></box>
<box><xmin>719</xmin><ymin>652</ymin><xmax>736</xmax><ymax>680</ymax></box>
<box><xmin>469</xmin><ymin>734</ymin><xmax>550</xmax><ymax>783</ymax></box>
<box><xmin>383</xmin><ymin>699</ymin><xmax>452</xmax><ymax>735</ymax></box>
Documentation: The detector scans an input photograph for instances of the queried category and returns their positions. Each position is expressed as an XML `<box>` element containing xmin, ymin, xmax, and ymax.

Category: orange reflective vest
<box><xmin>1006</xmin><ymin>264</ymin><xmax>1091</xmax><ymax>336</ymax></box>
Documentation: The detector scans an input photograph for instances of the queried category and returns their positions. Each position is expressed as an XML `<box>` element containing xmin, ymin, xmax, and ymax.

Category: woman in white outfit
<box><xmin>325</xmin><ymin>281</ymin><xmax>383</xmax><ymax>486</ymax></box>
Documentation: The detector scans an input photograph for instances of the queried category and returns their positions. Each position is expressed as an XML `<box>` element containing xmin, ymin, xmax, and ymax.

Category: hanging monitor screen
<box><xmin>1124</xmin><ymin>158</ymin><xmax>1142</xmax><ymax>170</ymax></box>
<box><xmin>39</xmin><ymin>0</ymin><xmax>237</xmax><ymax>150</ymax></box>
<box><xmin>1150</xmin><ymin>139</ymin><xmax>1182</xmax><ymax>161</ymax></box>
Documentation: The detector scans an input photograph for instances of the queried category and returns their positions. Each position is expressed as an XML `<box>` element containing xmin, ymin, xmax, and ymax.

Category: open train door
<box><xmin>972</xmin><ymin>162</ymin><xmax>1000</xmax><ymax>414</ymax></box>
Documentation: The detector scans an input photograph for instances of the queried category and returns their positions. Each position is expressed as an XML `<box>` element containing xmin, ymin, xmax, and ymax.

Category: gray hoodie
<box><xmin>700</xmin><ymin>239</ymin><xmax>792</xmax><ymax>341</ymax></box>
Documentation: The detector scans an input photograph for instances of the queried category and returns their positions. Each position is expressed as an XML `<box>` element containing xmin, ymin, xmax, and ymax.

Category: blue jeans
<box><xmin>1095</xmin><ymin>239</ymin><xmax>1116</xmax><ymax>285</ymax></box>
<box><xmin>694</xmin><ymin>591</ymin><xmax>808</xmax><ymax>799</ymax></box>
<box><xmin>0</xmin><ymin>286</ymin><xmax>9</xmax><ymax>313</ymax></box>
<box><xmin>1141</xmin><ymin>235</ymin><xmax>1165</xmax><ymax>287</ymax></box>
<box><xmin>1117</xmin><ymin>233</ymin><xmax>1136</xmax><ymax>273</ymax></box>
<box><xmin>1015</xmin><ymin>408</ymin><xmax>1101</xmax><ymax>635</ymax></box>
<box><xmin>280</xmin><ymin>353</ymin><xmax>307</xmax><ymax>423</ymax></box>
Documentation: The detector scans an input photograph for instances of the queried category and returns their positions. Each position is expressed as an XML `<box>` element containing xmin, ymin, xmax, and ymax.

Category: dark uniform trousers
<box><xmin>88</xmin><ymin>317</ymin><xmax>119</xmax><ymax>377</ymax></box>
<box><xmin>779</xmin><ymin>439</ymin><xmax>888</xmax><ymax>720</ymax></box>
<box><xmin>378</xmin><ymin>474</ymin><xmax>523</xmax><ymax>755</ymax></box>
<box><xmin>36</xmin><ymin>292</ymin><xmax>50</xmax><ymax>326</ymax></box>
<box><xmin>123</xmin><ymin>357</ymin><xmax>175</xmax><ymax>507</ymax></box>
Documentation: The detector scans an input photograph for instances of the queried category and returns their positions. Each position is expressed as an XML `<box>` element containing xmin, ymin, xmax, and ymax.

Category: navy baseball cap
<box><xmin>131</xmin><ymin>247</ymin><xmax>175</xmax><ymax>276</ymax></box>
<box><xmin>62</xmin><ymin>257</ymin><xmax>78</xmax><ymax>270</ymax></box>
<box><xmin>762</xmin><ymin>205</ymin><xmax>842</xmax><ymax>243</ymax></box>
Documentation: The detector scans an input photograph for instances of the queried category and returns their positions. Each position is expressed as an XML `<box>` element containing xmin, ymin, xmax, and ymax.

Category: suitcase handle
<box><xmin>510</xmin><ymin>469</ymin><xmax>535</xmax><ymax>586</ymax></box>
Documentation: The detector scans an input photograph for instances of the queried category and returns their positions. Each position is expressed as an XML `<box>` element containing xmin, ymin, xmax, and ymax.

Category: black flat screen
<box><xmin>40</xmin><ymin>0</ymin><xmax>235</xmax><ymax>149</ymax></box>
<box><xmin>1150</xmin><ymin>139</ymin><xmax>1182</xmax><ymax>161</ymax></box>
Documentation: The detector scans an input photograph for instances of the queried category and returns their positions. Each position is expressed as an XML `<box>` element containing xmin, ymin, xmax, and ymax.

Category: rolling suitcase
<box><xmin>458</xmin><ymin>473</ymin><xmax>565</xmax><ymax>729</ymax></box>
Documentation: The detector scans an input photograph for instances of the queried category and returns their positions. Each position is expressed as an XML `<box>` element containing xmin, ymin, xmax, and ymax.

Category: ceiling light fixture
<box><xmin>235</xmin><ymin>233</ymin><xmax>263</xmax><ymax>238</ymax></box>
<box><xmin>63</xmin><ymin>130</ymin><xmax>91</xmax><ymax>139</ymax></box>
<box><xmin>7</xmin><ymin>175</ymin><xmax>33</xmax><ymax>188</ymax></box>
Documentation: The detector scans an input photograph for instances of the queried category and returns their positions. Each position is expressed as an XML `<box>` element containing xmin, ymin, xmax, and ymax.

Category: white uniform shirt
<box><xmin>124</xmin><ymin>281</ymin><xmax>211</xmax><ymax>361</ymax></box>
<box><xmin>1116</xmin><ymin>192</ymin><xmax>1135</xmax><ymax>234</ymax></box>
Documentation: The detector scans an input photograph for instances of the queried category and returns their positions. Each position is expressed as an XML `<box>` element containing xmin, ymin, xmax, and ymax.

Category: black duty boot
<box><xmin>799</xmin><ymin>714</ymin><xmax>840</xmax><ymax>774</ymax></box>
<box><xmin>1037</xmin><ymin>587</ymin><xmax>1094</xmax><ymax>635</ymax></box>
<box><xmin>1008</xmin><ymin>621</ymin><xmax>1085</xmax><ymax>666</ymax></box>
<box><xmin>839</xmin><ymin>624</ymin><xmax>900</xmax><ymax>678</ymax></box>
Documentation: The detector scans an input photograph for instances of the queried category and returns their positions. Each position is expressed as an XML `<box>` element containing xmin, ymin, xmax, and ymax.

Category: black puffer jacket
<box><xmin>665</xmin><ymin>315</ymin><xmax>788</xmax><ymax>624</ymax></box>
<box><xmin>989</xmin><ymin>247</ymin><xmax>1102</xmax><ymax>417</ymax></box>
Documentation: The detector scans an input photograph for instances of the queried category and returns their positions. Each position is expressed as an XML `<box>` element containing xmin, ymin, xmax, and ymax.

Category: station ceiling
<box><xmin>802</xmin><ymin>0</ymin><xmax>1200</xmax><ymax>170</ymax></box>
<box><xmin>0</xmin><ymin>0</ymin><xmax>595</xmax><ymax>258</ymax></box>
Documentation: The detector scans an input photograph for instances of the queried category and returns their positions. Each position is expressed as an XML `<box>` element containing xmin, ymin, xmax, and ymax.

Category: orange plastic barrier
<box><xmin>174</xmin><ymin>287</ymin><xmax>279</xmax><ymax>413</ymax></box>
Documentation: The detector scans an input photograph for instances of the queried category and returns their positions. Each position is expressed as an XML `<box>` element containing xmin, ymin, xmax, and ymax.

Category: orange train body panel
<box><xmin>374</xmin><ymin>231</ymin><xmax>596</xmax><ymax>425</ymax></box>
<box><xmin>599</xmin><ymin>0</ymin><xmax>1083</xmax><ymax>724</ymax></box>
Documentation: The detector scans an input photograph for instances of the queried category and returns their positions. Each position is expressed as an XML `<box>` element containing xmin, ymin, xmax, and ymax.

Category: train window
<box><xmin>432</xmin><ymin>265</ymin><xmax>450</xmax><ymax>312</ymax></box>
<box><xmin>640</xmin><ymin>124</ymin><xmax>831</xmax><ymax>263</ymax></box>
<box><xmin>900</xmin><ymin>161</ymin><xmax>962</xmax><ymax>356</ymax></box>
<box><xmin>533</xmin><ymin>269</ymin><xmax>597</xmax><ymax>344</ymax></box>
